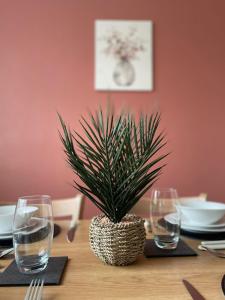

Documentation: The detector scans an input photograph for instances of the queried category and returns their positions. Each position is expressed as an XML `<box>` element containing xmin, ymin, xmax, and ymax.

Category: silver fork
<box><xmin>24</xmin><ymin>278</ymin><xmax>44</xmax><ymax>300</ymax></box>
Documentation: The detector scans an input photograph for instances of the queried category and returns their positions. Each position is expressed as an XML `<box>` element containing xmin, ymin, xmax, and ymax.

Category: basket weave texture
<box><xmin>89</xmin><ymin>214</ymin><xmax>146</xmax><ymax>266</ymax></box>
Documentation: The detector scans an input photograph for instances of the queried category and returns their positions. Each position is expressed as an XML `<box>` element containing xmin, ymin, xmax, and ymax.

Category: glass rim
<box><xmin>151</xmin><ymin>188</ymin><xmax>178</xmax><ymax>199</ymax></box>
<box><xmin>18</xmin><ymin>195</ymin><xmax>51</xmax><ymax>201</ymax></box>
<box><xmin>151</xmin><ymin>187</ymin><xmax>177</xmax><ymax>193</ymax></box>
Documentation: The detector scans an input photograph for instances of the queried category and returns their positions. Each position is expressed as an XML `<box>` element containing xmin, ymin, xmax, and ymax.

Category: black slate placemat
<box><xmin>144</xmin><ymin>239</ymin><xmax>197</xmax><ymax>257</ymax></box>
<box><xmin>0</xmin><ymin>256</ymin><xmax>68</xmax><ymax>286</ymax></box>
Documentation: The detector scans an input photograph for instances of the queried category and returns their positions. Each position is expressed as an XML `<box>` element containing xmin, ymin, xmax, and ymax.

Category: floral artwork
<box><xmin>95</xmin><ymin>20</ymin><xmax>153</xmax><ymax>91</ymax></box>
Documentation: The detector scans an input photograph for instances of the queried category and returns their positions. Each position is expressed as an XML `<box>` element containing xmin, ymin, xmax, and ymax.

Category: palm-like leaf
<box><xmin>58</xmin><ymin>110</ymin><xmax>168</xmax><ymax>223</ymax></box>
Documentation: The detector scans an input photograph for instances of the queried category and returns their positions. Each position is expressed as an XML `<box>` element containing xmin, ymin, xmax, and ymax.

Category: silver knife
<box><xmin>183</xmin><ymin>279</ymin><xmax>206</xmax><ymax>300</ymax></box>
<box><xmin>67</xmin><ymin>218</ymin><xmax>78</xmax><ymax>243</ymax></box>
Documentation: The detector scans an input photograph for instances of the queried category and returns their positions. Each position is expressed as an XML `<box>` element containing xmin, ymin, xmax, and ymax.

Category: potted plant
<box><xmin>59</xmin><ymin>108</ymin><xmax>167</xmax><ymax>266</ymax></box>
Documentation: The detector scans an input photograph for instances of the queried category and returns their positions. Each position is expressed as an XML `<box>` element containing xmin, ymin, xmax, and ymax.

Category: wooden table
<box><xmin>1</xmin><ymin>220</ymin><xmax>225</xmax><ymax>299</ymax></box>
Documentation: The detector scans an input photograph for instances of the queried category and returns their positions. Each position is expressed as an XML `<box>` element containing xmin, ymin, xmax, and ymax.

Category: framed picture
<box><xmin>95</xmin><ymin>20</ymin><xmax>153</xmax><ymax>91</ymax></box>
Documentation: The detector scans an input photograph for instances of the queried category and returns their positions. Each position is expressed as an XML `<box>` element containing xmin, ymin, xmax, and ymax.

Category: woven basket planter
<box><xmin>89</xmin><ymin>214</ymin><xmax>146</xmax><ymax>266</ymax></box>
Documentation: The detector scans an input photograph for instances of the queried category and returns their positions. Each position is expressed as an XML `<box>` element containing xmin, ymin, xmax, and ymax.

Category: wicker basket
<box><xmin>89</xmin><ymin>214</ymin><xmax>146</xmax><ymax>266</ymax></box>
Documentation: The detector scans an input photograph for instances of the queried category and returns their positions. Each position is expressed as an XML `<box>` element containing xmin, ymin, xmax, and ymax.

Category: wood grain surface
<box><xmin>0</xmin><ymin>220</ymin><xmax>224</xmax><ymax>299</ymax></box>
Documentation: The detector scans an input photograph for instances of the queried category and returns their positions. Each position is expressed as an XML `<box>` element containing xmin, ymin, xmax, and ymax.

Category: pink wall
<box><xmin>1</xmin><ymin>0</ymin><xmax>225</xmax><ymax>218</ymax></box>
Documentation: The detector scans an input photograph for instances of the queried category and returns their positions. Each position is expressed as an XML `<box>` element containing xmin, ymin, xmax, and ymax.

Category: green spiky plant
<box><xmin>59</xmin><ymin>108</ymin><xmax>167</xmax><ymax>224</ymax></box>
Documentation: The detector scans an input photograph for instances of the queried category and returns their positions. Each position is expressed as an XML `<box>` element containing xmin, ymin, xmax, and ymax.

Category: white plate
<box><xmin>0</xmin><ymin>234</ymin><xmax>12</xmax><ymax>240</ymax></box>
<box><xmin>165</xmin><ymin>213</ymin><xmax>225</xmax><ymax>233</ymax></box>
<box><xmin>182</xmin><ymin>225</ymin><xmax>225</xmax><ymax>233</ymax></box>
<box><xmin>171</xmin><ymin>212</ymin><xmax>225</xmax><ymax>228</ymax></box>
<box><xmin>0</xmin><ymin>230</ymin><xmax>13</xmax><ymax>236</ymax></box>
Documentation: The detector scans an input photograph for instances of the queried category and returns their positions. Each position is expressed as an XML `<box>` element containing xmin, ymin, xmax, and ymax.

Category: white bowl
<box><xmin>0</xmin><ymin>205</ymin><xmax>38</xmax><ymax>234</ymax></box>
<box><xmin>179</xmin><ymin>200</ymin><xmax>225</xmax><ymax>225</ymax></box>
<box><xmin>179</xmin><ymin>196</ymin><xmax>206</xmax><ymax>205</ymax></box>
<box><xmin>0</xmin><ymin>205</ymin><xmax>16</xmax><ymax>234</ymax></box>
<box><xmin>14</xmin><ymin>206</ymin><xmax>38</xmax><ymax>228</ymax></box>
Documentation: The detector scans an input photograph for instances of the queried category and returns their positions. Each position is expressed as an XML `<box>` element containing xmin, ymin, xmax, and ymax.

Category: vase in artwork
<box><xmin>113</xmin><ymin>59</ymin><xmax>135</xmax><ymax>86</ymax></box>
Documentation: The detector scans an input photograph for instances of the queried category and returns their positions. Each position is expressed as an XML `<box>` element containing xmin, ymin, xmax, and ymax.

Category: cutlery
<box><xmin>0</xmin><ymin>248</ymin><xmax>14</xmax><ymax>258</ymax></box>
<box><xmin>202</xmin><ymin>239</ymin><xmax>225</xmax><ymax>244</ymax></box>
<box><xmin>24</xmin><ymin>278</ymin><xmax>44</xmax><ymax>300</ymax></box>
<box><xmin>67</xmin><ymin>194</ymin><xmax>83</xmax><ymax>243</ymax></box>
<box><xmin>198</xmin><ymin>245</ymin><xmax>225</xmax><ymax>258</ymax></box>
<box><xmin>221</xmin><ymin>274</ymin><xmax>225</xmax><ymax>295</ymax></box>
<box><xmin>183</xmin><ymin>279</ymin><xmax>206</xmax><ymax>300</ymax></box>
<box><xmin>66</xmin><ymin>194</ymin><xmax>83</xmax><ymax>243</ymax></box>
<box><xmin>144</xmin><ymin>220</ymin><xmax>151</xmax><ymax>233</ymax></box>
<box><xmin>201</xmin><ymin>240</ymin><xmax>225</xmax><ymax>249</ymax></box>
<box><xmin>67</xmin><ymin>215</ymin><xmax>78</xmax><ymax>243</ymax></box>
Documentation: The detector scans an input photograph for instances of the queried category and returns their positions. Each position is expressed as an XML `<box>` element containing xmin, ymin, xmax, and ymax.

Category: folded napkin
<box><xmin>144</xmin><ymin>239</ymin><xmax>197</xmax><ymax>257</ymax></box>
<box><xmin>0</xmin><ymin>256</ymin><xmax>68</xmax><ymax>286</ymax></box>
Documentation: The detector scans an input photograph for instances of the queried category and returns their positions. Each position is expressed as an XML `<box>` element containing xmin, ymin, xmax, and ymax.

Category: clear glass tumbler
<box><xmin>150</xmin><ymin>188</ymin><xmax>180</xmax><ymax>249</ymax></box>
<box><xmin>13</xmin><ymin>195</ymin><xmax>53</xmax><ymax>274</ymax></box>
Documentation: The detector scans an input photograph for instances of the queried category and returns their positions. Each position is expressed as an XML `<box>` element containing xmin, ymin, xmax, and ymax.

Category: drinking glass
<box><xmin>150</xmin><ymin>188</ymin><xmax>180</xmax><ymax>249</ymax></box>
<box><xmin>13</xmin><ymin>195</ymin><xmax>53</xmax><ymax>274</ymax></box>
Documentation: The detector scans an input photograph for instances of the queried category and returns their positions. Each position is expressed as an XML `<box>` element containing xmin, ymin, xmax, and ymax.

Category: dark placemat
<box><xmin>160</xmin><ymin>217</ymin><xmax>225</xmax><ymax>241</ymax></box>
<box><xmin>144</xmin><ymin>239</ymin><xmax>197</xmax><ymax>257</ymax></box>
<box><xmin>0</xmin><ymin>256</ymin><xmax>68</xmax><ymax>286</ymax></box>
<box><xmin>0</xmin><ymin>223</ymin><xmax>61</xmax><ymax>248</ymax></box>
<box><xmin>181</xmin><ymin>228</ymin><xmax>225</xmax><ymax>240</ymax></box>
<box><xmin>0</xmin><ymin>237</ymin><xmax>13</xmax><ymax>248</ymax></box>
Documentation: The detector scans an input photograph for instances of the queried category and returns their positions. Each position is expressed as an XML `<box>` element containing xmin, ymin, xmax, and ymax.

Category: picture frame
<box><xmin>95</xmin><ymin>20</ymin><xmax>153</xmax><ymax>92</ymax></box>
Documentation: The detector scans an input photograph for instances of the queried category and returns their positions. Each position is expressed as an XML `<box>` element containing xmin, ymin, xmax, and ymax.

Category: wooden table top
<box><xmin>0</xmin><ymin>220</ymin><xmax>224</xmax><ymax>299</ymax></box>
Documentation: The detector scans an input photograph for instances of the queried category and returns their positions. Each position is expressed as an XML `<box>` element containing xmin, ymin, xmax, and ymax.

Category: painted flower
<box><xmin>103</xmin><ymin>27</ymin><xmax>145</xmax><ymax>61</ymax></box>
